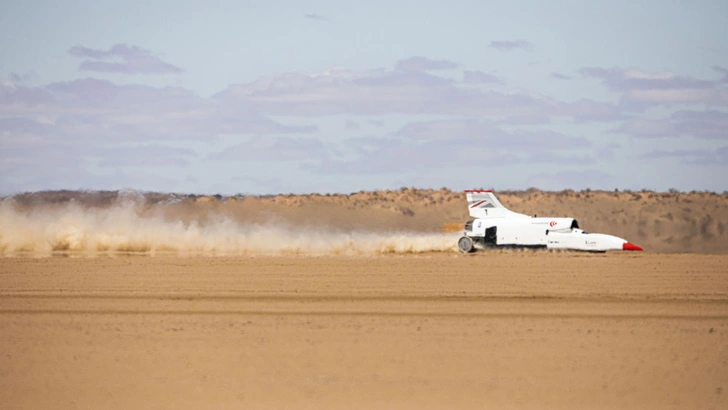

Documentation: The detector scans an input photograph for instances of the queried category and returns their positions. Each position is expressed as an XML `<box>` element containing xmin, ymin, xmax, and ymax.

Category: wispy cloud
<box><xmin>0</xmin><ymin>82</ymin><xmax>54</xmax><ymax>106</ymax></box>
<box><xmin>307</xmin><ymin>119</ymin><xmax>592</xmax><ymax>174</ymax></box>
<box><xmin>97</xmin><ymin>144</ymin><xmax>197</xmax><ymax>168</ymax></box>
<box><xmin>8</xmin><ymin>71</ymin><xmax>39</xmax><ymax>83</ymax></box>
<box><xmin>209</xmin><ymin>136</ymin><xmax>329</xmax><ymax>162</ymax></box>
<box><xmin>304</xmin><ymin>13</ymin><xmax>329</xmax><ymax>21</ymax></box>
<box><xmin>5</xmin><ymin>47</ymin><xmax>728</xmax><ymax>194</ymax></box>
<box><xmin>463</xmin><ymin>70</ymin><xmax>502</xmax><ymax>84</ymax></box>
<box><xmin>68</xmin><ymin>44</ymin><xmax>182</xmax><ymax>75</ymax></box>
<box><xmin>713</xmin><ymin>65</ymin><xmax>728</xmax><ymax>82</ymax></box>
<box><xmin>0</xmin><ymin>78</ymin><xmax>316</xmax><ymax>142</ymax></box>
<box><xmin>579</xmin><ymin>67</ymin><xmax>714</xmax><ymax>90</ymax></box>
<box><xmin>550</xmin><ymin>72</ymin><xmax>572</xmax><ymax>80</ymax></box>
<box><xmin>212</xmin><ymin>62</ymin><xmax>618</xmax><ymax>121</ymax></box>
<box><xmin>642</xmin><ymin>146</ymin><xmax>728</xmax><ymax>165</ymax></box>
<box><xmin>394</xmin><ymin>56</ymin><xmax>458</xmax><ymax>72</ymax></box>
<box><xmin>395</xmin><ymin>119</ymin><xmax>590</xmax><ymax>149</ymax></box>
<box><xmin>613</xmin><ymin>110</ymin><xmax>728</xmax><ymax>139</ymax></box>
<box><xmin>579</xmin><ymin>66</ymin><xmax>728</xmax><ymax>107</ymax></box>
<box><xmin>0</xmin><ymin>73</ymin><xmax>321</xmax><ymax>192</ymax></box>
<box><xmin>0</xmin><ymin>117</ymin><xmax>51</xmax><ymax>136</ymax></box>
<box><xmin>0</xmin><ymin>140</ymin><xmax>192</xmax><ymax>193</ymax></box>
<box><xmin>488</xmin><ymin>40</ymin><xmax>533</xmax><ymax>52</ymax></box>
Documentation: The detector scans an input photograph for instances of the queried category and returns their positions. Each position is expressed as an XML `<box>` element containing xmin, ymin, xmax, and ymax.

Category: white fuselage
<box><xmin>461</xmin><ymin>189</ymin><xmax>642</xmax><ymax>252</ymax></box>
<box><xmin>468</xmin><ymin>217</ymin><xmax>630</xmax><ymax>252</ymax></box>
<box><xmin>546</xmin><ymin>229</ymin><xmax>632</xmax><ymax>252</ymax></box>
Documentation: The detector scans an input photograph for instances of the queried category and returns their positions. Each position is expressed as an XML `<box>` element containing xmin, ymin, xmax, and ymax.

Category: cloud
<box><xmin>213</xmin><ymin>64</ymin><xmax>620</xmax><ymax>121</ymax></box>
<box><xmin>550</xmin><ymin>72</ymin><xmax>572</xmax><ymax>80</ymax></box>
<box><xmin>0</xmin><ymin>116</ymin><xmax>51</xmax><ymax>137</ymax></box>
<box><xmin>713</xmin><ymin>65</ymin><xmax>728</xmax><ymax>82</ymax></box>
<box><xmin>522</xmin><ymin>152</ymin><xmax>595</xmax><ymax>165</ymax></box>
<box><xmin>395</xmin><ymin>119</ymin><xmax>590</xmax><ymax>149</ymax></box>
<box><xmin>462</xmin><ymin>70</ymin><xmax>502</xmax><ymax>84</ymax></box>
<box><xmin>304</xmin><ymin>13</ymin><xmax>329</xmax><ymax>21</ymax></box>
<box><xmin>611</xmin><ymin>119</ymin><xmax>671</xmax><ymax>138</ymax></box>
<box><xmin>0</xmin><ymin>140</ymin><xmax>187</xmax><ymax>193</ymax></box>
<box><xmin>0</xmin><ymin>138</ymin><xmax>195</xmax><ymax>169</ymax></box>
<box><xmin>68</xmin><ymin>44</ymin><xmax>183</xmax><ymax>75</ymax></box>
<box><xmin>12</xmin><ymin>50</ymin><xmax>727</xmax><ymax>193</ymax></box>
<box><xmin>8</xmin><ymin>71</ymin><xmax>40</xmax><ymax>83</ymax></box>
<box><xmin>562</xmin><ymin>99</ymin><xmax>624</xmax><ymax>122</ymax></box>
<box><xmin>394</xmin><ymin>56</ymin><xmax>459</xmax><ymax>72</ymax></box>
<box><xmin>307</xmin><ymin>137</ymin><xmax>491</xmax><ymax>174</ymax></box>
<box><xmin>579</xmin><ymin>66</ymin><xmax>715</xmax><ymax>91</ymax></box>
<box><xmin>353</xmin><ymin>69</ymin><xmax>452</xmax><ymax>87</ymax></box>
<box><xmin>209</xmin><ymin>136</ymin><xmax>330</xmax><ymax>162</ymax></box>
<box><xmin>613</xmin><ymin>109</ymin><xmax>728</xmax><ymax>139</ymax></box>
<box><xmin>0</xmin><ymin>82</ymin><xmax>55</xmax><ymax>106</ymax></box>
<box><xmin>1</xmin><ymin>54</ymin><xmax>645</xmax><ymax>195</ymax></box>
<box><xmin>307</xmin><ymin>119</ymin><xmax>592</xmax><ymax>174</ymax></box>
<box><xmin>669</xmin><ymin>110</ymin><xmax>728</xmax><ymax>139</ymax></box>
<box><xmin>46</xmin><ymin>78</ymin><xmax>199</xmax><ymax>111</ymax></box>
<box><xmin>642</xmin><ymin>148</ymin><xmax>711</xmax><ymax>159</ymax></box>
<box><xmin>0</xmin><ymin>78</ymin><xmax>316</xmax><ymax>143</ymax></box>
<box><xmin>642</xmin><ymin>146</ymin><xmax>728</xmax><ymax>165</ymax></box>
<box><xmin>0</xmin><ymin>76</ymin><xmax>319</xmax><ymax>194</ymax></box>
<box><xmin>496</xmin><ymin>115</ymin><xmax>552</xmax><ymax>125</ymax></box>
<box><xmin>488</xmin><ymin>40</ymin><xmax>533</xmax><ymax>52</ymax></box>
<box><xmin>96</xmin><ymin>144</ymin><xmax>198</xmax><ymax>168</ymax></box>
<box><xmin>595</xmin><ymin>142</ymin><xmax>621</xmax><ymax>161</ymax></box>
<box><xmin>579</xmin><ymin>66</ymin><xmax>728</xmax><ymax>107</ymax></box>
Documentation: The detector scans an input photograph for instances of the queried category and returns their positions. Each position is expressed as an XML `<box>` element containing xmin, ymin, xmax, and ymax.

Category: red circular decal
<box><xmin>549</xmin><ymin>221</ymin><xmax>557</xmax><ymax>227</ymax></box>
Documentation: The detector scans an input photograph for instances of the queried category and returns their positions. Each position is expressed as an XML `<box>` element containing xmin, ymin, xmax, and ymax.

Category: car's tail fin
<box><xmin>465</xmin><ymin>190</ymin><xmax>527</xmax><ymax>219</ymax></box>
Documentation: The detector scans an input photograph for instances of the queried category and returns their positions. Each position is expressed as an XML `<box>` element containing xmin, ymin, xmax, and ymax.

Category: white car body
<box><xmin>458</xmin><ymin>190</ymin><xmax>643</xmax><ymax>253</ymax></box>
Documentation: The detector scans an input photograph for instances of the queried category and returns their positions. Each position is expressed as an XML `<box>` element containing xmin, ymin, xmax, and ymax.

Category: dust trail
<box><xmin>0</xmin><ymin>198</ymin><xmax>457</xmax><ymax>256</ymax></box>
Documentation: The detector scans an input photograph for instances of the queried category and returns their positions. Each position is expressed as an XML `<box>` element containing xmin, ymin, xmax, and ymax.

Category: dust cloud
<box><xmin>0</xmin><ymin>196</ymin><xmax>457</xmax><ymax>256</ymax></box>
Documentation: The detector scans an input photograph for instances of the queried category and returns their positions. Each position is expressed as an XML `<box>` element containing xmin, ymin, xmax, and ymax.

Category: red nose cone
<box><xmin>622</xmin><ymin>242</ymin><xmax>643</xmax><ymax>251</ymax></box>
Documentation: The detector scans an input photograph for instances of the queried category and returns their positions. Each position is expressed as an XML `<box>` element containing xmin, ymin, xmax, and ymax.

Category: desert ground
<box><xmin>1</xmin><ymin>189</ymin><xmax>727</xmax><ymax>409</ymax></box>
<box><xmin>1</xmin><ymin>253</ymin><xmax>727</xmax><ymax>410</ymax></box>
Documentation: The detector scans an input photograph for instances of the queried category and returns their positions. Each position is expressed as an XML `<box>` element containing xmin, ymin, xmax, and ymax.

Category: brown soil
<box><xmin>1</xmin><ymin>253</ymin><xmax>726</xmax><ymax>409</ymax></box>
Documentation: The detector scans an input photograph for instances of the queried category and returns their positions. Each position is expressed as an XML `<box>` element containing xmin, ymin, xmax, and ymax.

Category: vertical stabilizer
<box><xmin>465</xmin><ymin>190</ymin><xmax>527</xmax><ymax>219</ymax></box>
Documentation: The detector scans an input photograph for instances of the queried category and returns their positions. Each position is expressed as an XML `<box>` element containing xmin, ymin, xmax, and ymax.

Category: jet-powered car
<box><xmin>457</xmin><ymin>190</ymin><xmax>643</xmax><ymax>253</ymax></box>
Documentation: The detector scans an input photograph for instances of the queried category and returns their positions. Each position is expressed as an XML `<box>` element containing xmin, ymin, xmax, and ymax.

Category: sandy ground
<box><xmin>1</xmin><ymin>252</ymin><xmax>727</xmax><ymax>409</ymax></box>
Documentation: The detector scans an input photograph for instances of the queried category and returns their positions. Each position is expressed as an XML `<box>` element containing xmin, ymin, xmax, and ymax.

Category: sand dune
<box><xmin>2</xmin><ymin>188</ymin><xmax>727</xmax><ymax>255</ymax></box>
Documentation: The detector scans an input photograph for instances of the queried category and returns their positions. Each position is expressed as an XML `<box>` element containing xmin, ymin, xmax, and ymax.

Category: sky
<box><xmin>1</xmin><ymin>0</ymin><xmax>727</xmax><ymax>195</ymax></box>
